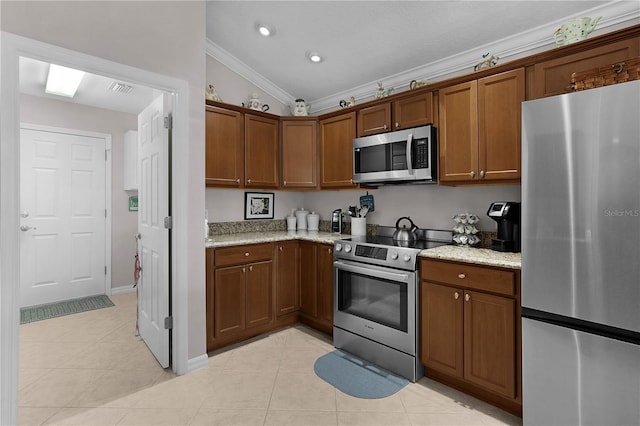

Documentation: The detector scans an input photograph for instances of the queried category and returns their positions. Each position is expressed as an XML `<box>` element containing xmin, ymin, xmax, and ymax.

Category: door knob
<box><xmin>20</xmin><ymin>210</ymin><xmax>29</xmax><ymax>218</ymax></box>
<box><xmin>20</xmin><ymin>225</ymin><xmax>36</xmax><ymax>232</ymax></box>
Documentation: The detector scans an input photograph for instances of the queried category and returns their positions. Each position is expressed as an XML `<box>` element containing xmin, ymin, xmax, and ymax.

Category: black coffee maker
<box><xmin>487</xmin><ymin>202</ymin><xmax>521</xmax><ymax>252</ymax></box>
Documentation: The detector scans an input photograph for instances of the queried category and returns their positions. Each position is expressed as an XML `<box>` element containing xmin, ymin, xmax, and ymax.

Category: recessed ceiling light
<box><xmin>45</xmin><ymin>64</ymin><xmax>85</xmax><ymax>98</ymax></box>
<box><xmin>255</xmin><ymin>23</ymin><xmax>274</xmax><ymax>37</ymax></box>
<box><xmin>307</xmin><ymin>51</ymin><xmax>323</xmax><ymax>63</ymax></box>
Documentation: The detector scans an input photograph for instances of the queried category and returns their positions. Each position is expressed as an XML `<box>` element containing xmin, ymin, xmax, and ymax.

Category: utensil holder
<box><xmin>351</xmin><ymin>217</ymin><xmax>367</xmax><ymax>236</ymax></box>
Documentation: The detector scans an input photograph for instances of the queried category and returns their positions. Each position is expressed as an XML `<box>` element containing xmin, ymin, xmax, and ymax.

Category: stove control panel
<box><xmin>334</xmin><ymin>240</ymin><xmax>418</xmax><ymax>270</ymax></box>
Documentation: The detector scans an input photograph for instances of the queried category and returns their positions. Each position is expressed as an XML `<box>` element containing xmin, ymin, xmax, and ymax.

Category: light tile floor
<box><xmin>19</xmin><ymin>292</ymin><xmax>522</xmax><ymax>426</ymax></box>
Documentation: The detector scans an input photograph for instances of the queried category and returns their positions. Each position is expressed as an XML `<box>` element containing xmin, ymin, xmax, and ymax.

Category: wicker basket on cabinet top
<box><xmin>570</xmin><ymin>57</ymin><xmax>640</xmax><ymax>91</ymax></box>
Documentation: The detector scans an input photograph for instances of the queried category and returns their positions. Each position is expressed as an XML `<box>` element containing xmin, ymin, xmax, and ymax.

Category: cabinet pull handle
<box><xmin>465</xmin><ymin>293</ymin><xmax>471</xmax><ymax>302</ymax></box>
<box><xmin>383</xmin><ymin>124</ymin><xmax>388</xmax><ymax>130</ymax></box>
<box><xmin>395</xmin><ymin>122</ymin><xmax>400</xmax><ymax>128</ymax></box>
<box><xmin>458</xmin><ymin>273</ymin><xmax>466</xmax><ymax>279</ymax></box>
<box><xmin>454</xmin><ymin>292</ymin><xmax>460</xmax><ymax>300</ymax></box>
<box><xmin>249</xmin><ymin>265</ymin><xmax>253</xmax><ymax>272</ymax></box>
<box><xmin>480</xmin><ymin>170</ymin><xmax>486</xmax><ymax>178</ymax></box>
<box><xmin>284</xmin><ymin>180</ymin><xmax>287</xmax><ymax>185</ymax></box>
<box><xmin>244</xmin><ymin>252</ymin><xmax>250</xmax><ymax>257</ymax></box>
<box><xmin>470</xmin><ymin>171</ymin><xmax>475</xmax><ymax>178</ymax></box>
<box><xmin>279</xmin><ymin>246</ymin><xmax>283</xmax><ymax>251</ymax></box>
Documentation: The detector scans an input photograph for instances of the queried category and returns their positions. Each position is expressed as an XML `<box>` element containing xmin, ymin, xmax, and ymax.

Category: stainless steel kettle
<box><xmin>393</xmin><ymin>216</ymin><xmax>418</xmax><ymax>243</ymax></box>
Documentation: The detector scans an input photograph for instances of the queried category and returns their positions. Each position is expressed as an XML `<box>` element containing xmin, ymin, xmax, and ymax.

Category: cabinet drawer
<box><xmin>421</xmin><ymin>259</ymin><xmax>515</xmax><ymax>296</ymax></box>
<box><xmin>214</xmin><ymin>243</ymin><xmax>273</xmax><ymax>267</ymax></box>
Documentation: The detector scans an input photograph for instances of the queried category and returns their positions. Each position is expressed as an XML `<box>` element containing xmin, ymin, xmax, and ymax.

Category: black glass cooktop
<box><xmin>342</xmin><ymin>235</ymin><xmax>450</xmax><ymax>250</ymax></box>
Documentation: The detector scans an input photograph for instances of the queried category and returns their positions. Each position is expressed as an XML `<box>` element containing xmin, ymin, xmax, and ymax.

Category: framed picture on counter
<box><xmin>244</xmin><ymin>192</ymin><xmax>274</xmax><ymax>220</ymax></box>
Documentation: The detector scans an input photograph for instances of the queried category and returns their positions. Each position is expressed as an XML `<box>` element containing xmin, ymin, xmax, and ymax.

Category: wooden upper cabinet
<box><xmin>392</xmin><ymin>91</ymin><xmax>434</xmax><ymax>130</ymax></box>
<box><xmin>319</xmin><ymin>112</ymin><xmax>357</xmax><ymax>188</ymax></box>
<box><xmin>281</xmin><ymin>119</ymin><xmax>318</xmax><ymax>188</ymax></box>
<box><xmin>438</xmin><ymin>80</ymin><xmax>478</xmax><ymax>183</ymax></box>
<box><xmin>478</xmin><ymin>68</ymin><xmax>524</xmax><ymax>181</ymax></box>
<box><xmin>244</xmin><ymin>114</ymin><xmax>279</xmax><ymax>188</ymax></box>
<box><xmin>439</xmin><ymin>68</ymin><xmax>524</xmax><ymax>184</ymax></box>
<box><xmin>357</xmin><ymin>103</ymin><xmax>391</xmax><ymax>136</ymax></box>
<box><xmin>205</xmin><ymin>106</ymin><xmax>244</xmax><ymax>187</ymax></box>
<box><xmin>533</xmin><ymin>38</ymin><xmax>640</xmax><ymax>99</ymax></box>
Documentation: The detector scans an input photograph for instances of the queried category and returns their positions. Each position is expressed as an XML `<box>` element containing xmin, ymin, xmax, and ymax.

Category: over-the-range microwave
<box><xmin>352</xmin><ymin>125</ymin><xmax>437</xmax><ymax>185</ymax></box>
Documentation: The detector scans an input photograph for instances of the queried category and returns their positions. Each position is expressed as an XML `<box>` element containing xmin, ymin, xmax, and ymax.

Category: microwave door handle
<box><xmin>334</xmin><ymin>260</ymin><xmax>410</xmax><ymax>283</ymax></box>
<box><xmin>406</xmin><ymin>133</ymin><xmax>414</xmax><ymax>175</ymax></box>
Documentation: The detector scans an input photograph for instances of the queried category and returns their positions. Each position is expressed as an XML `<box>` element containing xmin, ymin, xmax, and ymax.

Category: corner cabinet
<box><xmin>205</xmin><ymin>106</ymin><xmax>244</xmax><ymax>187</ymax></box>
<box><xmin>319</xmin><ymin>112</ymin><xmax>357</xmax><ymax>188</ymax></box>
<box><xmin>299</xmin><ymin>241</ymin><xmax>334</xmax><ymax>334</ymax></box>
<box><xmin>420</xmin><ymin>258</ymin><xmax>521</xmax><ymax>416</ymax></box>
<box><xmin>281</xmin><ymin>119</ymin><xmax>318</xmax><ymax>188</ymax></box>
<box><xmin>438</xmin><ymin>68</ymin><xmax>524</xmax><ymax>184</ymax></box>
<box><xmin>357</xmin><ymin>91</ymin><xmax>434</xmax><ymax>137</ymax></box>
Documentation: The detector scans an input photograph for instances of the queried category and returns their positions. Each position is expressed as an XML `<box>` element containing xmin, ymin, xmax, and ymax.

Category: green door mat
<box><xmin>20</xmin><ymin>294</ymin><xmax>115</xmax><ymax>324</ymax></box>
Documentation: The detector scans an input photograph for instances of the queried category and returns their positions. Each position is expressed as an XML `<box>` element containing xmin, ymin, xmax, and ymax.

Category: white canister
<box><xmin>307</xmin><ymin>211</ymin><xmax>320</xmax><ymax>231</ymax></box>
<box><xmin>351</xmin><ymin>217</ymin><xmax>367</xmax><ymax>236</ymax></box>
<box><xmin>295</xmin><ymin>208</ymin><xmax>309</xmax><ymax>230</ymax></box>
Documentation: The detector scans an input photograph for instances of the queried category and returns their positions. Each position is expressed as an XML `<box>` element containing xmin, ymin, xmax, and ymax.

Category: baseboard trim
<box><xmin>188</xmin><ymin>354</ymin><xmax>209</xmax><ymax>373</ymax></box>
<box><xmin>110</xmin><ymin>286</ymin><xmax>136</xmax><ymax>295</ymax></box>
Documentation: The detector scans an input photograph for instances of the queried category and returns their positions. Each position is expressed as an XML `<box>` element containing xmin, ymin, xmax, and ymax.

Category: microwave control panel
<box><xmin>413</xmin><ymin>139</ymin><xmax>429</xmax><ymax>168</ymax></box>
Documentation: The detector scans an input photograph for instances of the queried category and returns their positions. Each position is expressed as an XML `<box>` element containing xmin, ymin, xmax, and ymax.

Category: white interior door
<box><xmin>137</xmin><ymin>94</ymin><xmax>170</xmax><ymax>368</ymax></box>
<box><xmin>20</xmin><ymin>127</ymin><xmax>106</xmax><ymax>307</ymax></box>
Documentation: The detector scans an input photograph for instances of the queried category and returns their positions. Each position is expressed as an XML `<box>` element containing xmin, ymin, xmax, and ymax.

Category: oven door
<box><xmin>333</xmin><ymin>259</ymin><xmax>417</xmax><ymax>355</ymax></box>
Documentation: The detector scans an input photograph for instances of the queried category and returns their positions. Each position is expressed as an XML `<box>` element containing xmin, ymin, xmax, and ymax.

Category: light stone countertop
<box><xmin>206</xmin><ymin>232</ymin><xmax>521</xmax><ymax>270</ymax></box>
<box><xmin>419</xmin><ymin>245</ymin><xmax>521</xmax><ymax>270</ymax></box>
<box><xmin>205</xmin><ymin>231</ymin><xmax>349</xmax><ymax>248</ymax></box>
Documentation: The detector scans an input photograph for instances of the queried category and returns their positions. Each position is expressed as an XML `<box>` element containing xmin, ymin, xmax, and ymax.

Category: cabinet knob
<box><xmin>470</xmin><ymin>171</ymin><xmax>475</xmax><ymax>178</ymax></box>
<box><xmin>480</xmin><ymin>170</ymin><xmax>486</xmax><ymax>178</ymax></box>
<box><xmin>284</xmin><ymin>180</ymin><xmax>287</xmax><ymax>185</ymax></box>
<box><xmin>458</xmin><ymin>273</ymin><xmax>466</xmax><ymax>279</ymax></box>
<box><xmin>383</xmin><ymin>124</ymin><xmax>388</xmax><ymax>130</ymax></box>
<box><xmin>247</xmin><ymin>179</ymin><xmax>251</xmax><ymax>184</ymax></box>
<box><xmin>244</xmin><ymin>252</ymin><xmax>250</xmax><ymax>257</ymax></box>
<box><xmin>279</xmin><ymin>246</ymin><xmax>283</xmax><ymax>251</ymax></box>
<box><xmin>242</xmin><ymin>267</ymin><xmax>246</xmax><ymax>273</ymax></box>
<box><xmin>465</xmin><ymin>293</ymin><xmax>471</xmax><ymax>302</ymax></box>
<box><xmin>249</xmin><ymin>265</ymin><xmax>253</xmax><ymax>272</ymax></box>
<box><xmin>454</xmin><ymin>291</ymin><xmax>460</xmax><ymax>300</ymax></box>
<box><xmin>236</xmin><ymin>178</ymin><xmax>240</xmax><ymax>184</ymax></box>
<box><xmin>395</xmin><ymin>122</ymin><xmax>400</xmax><ymax>128</ymax></box>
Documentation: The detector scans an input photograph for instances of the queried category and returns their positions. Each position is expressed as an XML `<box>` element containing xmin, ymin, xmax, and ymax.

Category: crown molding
<box><xmin>206</xmin><ymin>1</ymin><xmax>639</xmax><ymax>114</ymax></box>
<box><xmin>205</xmin><ymin>39</ymin><xmax>295</xmax><ymax>106</ymax></box>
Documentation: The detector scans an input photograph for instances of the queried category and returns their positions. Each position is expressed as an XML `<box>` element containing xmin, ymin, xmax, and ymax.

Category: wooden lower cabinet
<box><xmin>420</xmin><ymin>258</ymin><xmax>521</xmax><ymax>416</ymax></box>
<box><xmin>299</xmin><ymin>242</ymin><xmax>333</xmax><ymax>334</ymax></box>
<box><xmin>275</xmin><ymin>241</ymin><xmax>299</xmax><ymax>316</ymax></box>
<box><xmin>213</xmin><ymin>265</ymin><xmax>246</xmax><ymax>338</ymax></box>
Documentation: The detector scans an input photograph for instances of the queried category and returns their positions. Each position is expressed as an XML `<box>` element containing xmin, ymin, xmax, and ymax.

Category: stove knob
<box><xmin>403</xmin><ymin>254</ymin><xmax>412</xmax><ymax>262</ymax></box>
<box><xmin>345</xmin><ymin>244</ymin><xmax>352</xmax><ymax>253</ymax></box>
<box><xmin>335</xmin><ymin>243</ymin><xmax>342</xmax><ymax>252</ymax></box>
<box><xmin>390</xmin><ymin>251</ymin><xmax>399</xmax><ymax>260</ymax></box>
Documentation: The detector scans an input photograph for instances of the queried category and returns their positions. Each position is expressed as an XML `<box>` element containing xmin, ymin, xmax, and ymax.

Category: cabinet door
<box><xmin>299</xmin><ymin>242</ymin><xmax>318</xmax><ymax>317</ymax></box>
<box><xmin>275</xmin><ymin>242</ymin><xmax>299</xmax><ymax>316</ymax></box>
<box><xmin>420</xmin><ymin>282</ymin><xmax>464</xmax><ymax>378</ymax></box>
<box><xmin>245</xmin><ymin>114</ymin><xmax>279</xmax><ymax>188</ymax></box>
<box><xmin>317</xmin><ymin>244</ymin><xmax>334</xmax><ymax>326</ymax></box>
<box><xmin>281</xmin><ymin>120</ymin><xmax>318</xmax><ymax>188</ymax></box>
<box><xmin>357</xmin><ymin>103</ymin><xmax>391</xmax><ymax>136</ymax></box>
<box><xmin>213</xmin><ymin>265</ymin><xmax>246</xmax><ymax>337</ymax></box>
<box><xmin>478</xmin><ymin>68</ymin><xmax>524</xmax><ymax>181</ymax></box>
<box><xmin>319</xmin><ymin>112</ymin><xmax>357</xmax><ymax>188</ymax></box>
<box><xmin>392</xmin><ymin>91</ymin><xmax>433</xmax><ymax>130</ymax></box>
<box><xmin>205</xmin><ymin>106</ymin><xmax>244</xmax><ymax>187</ymax></box>
<box><xmin>533</xmin><ymin>38</ymin><xmax>640</xmax><ymax>98</ymax></box>
<box><xmin>245</xmin><ymin>260</ymin><xmax>273</xmax><ymax>328</ymax></box>
<box><xmin>464</xmin><ymin>290</ymin><xmax>516</xmax><ymax>398</ymax></box>
<box><xmin>438</xmin><ymin>81</ymin><xmax>478</xmax><ymax>183</ymax></box>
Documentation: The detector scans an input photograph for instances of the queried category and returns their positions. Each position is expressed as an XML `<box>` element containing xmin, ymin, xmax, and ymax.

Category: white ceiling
<box><xmin>18</xmin><ymin>1</ymin><xmax>638</xmax><ymax>114</ymax></box>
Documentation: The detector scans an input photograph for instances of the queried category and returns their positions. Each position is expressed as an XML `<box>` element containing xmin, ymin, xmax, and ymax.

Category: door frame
<box><xmin>20</xmin><ymin>123</ymin><xmax>113</xmax><ymax>301</ymax></box>
<box><xmin>1</xmin><ymin>32</ymin><xmax>193</xmax><ymax>425</ymax></box>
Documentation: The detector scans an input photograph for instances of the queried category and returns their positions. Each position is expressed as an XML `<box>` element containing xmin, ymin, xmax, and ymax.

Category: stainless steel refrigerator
<box><xmin>521</xmin><ymin>80</ymin><xmax>640</xmax><ymax>425</ymax></box>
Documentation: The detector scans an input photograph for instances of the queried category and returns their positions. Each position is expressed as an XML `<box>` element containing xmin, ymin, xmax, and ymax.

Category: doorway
<box><xmin>1</xmin><ymin>32</ymin><xmax>193</xmax><ymax>424</ymax></box>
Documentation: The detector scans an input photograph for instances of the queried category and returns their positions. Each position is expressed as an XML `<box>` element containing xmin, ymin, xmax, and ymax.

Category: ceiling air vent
<box><xmin>108</xmin><ymin>82</ymin><xmax>134</xmax><ymax>94</ymax></box>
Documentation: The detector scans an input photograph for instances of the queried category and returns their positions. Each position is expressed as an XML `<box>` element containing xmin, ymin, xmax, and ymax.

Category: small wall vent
<box><xmin>108</xmin><ymin>82</ymin><xmax>134</xmax><ymax>94</ymax></box>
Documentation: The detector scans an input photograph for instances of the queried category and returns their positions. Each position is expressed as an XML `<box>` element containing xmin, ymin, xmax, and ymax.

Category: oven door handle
<box><xmin>334</xmin><ymin>260</ymin><xmax>411</xmax><ymax>283</ymax></box>
<box><xmin>406</xmin><ymin>133</ymin><xmax>414</xmax><ymax>175</ymax></box>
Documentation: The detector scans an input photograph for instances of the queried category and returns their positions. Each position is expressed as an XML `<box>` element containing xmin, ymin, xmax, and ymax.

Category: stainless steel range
<box><xmin>333</xmin><ymin>226</ymin><xmax>452</xmax><ymax>382</ymax></box>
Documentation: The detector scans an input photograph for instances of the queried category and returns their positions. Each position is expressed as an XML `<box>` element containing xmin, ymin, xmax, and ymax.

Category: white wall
<box><xmin>20</xmin><ymin>94</ymin><xmax>138</xmax><ymax>290</ymax></box>
<box><xmin>303</xmin><ymin>185</ymin><xmax>522</xmax><ymax>232</ymax></box>
<box><xmin>207</xmin><ymin>55</ymin><xmax>289</xmax><ymax>116</ymax></box>
<box><xmin>2</xmin><ymin>0</ymin><xmax>206</xmax><ymax>362</ymax></box>
<box><xmin>206</xmin><ymin>188</ymin><xmax>304</xmax><ymax>222</ymax></box>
